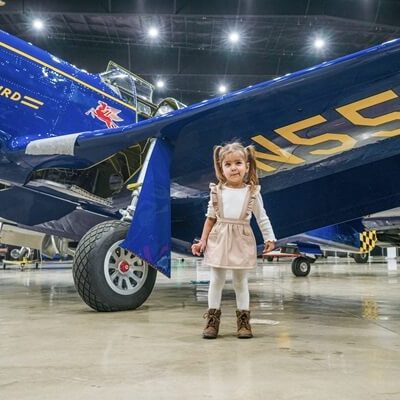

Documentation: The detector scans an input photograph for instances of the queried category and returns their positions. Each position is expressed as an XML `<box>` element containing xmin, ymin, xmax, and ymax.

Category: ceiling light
<box><xmin>314</xmin><ymin>38</ymin><xmax>325</xmax><ymax>49</ymax></box>
<box><xmin>148</xmin><ymin>27</ymin><xmax>159</xmax><ymax>39</ymax></box>
<box><xmin>218</xmin><ymin>84</ymin><xmax>228</xmax><ymax>94</ymax></box>
<box><xmin>32</xmin><ymin>19</ymin><xmax>44</xmax><ymax>30</ymax></box>
<box><xmin>156</xmin><ymin>79</ymin><xmax>165</xmax><ymax>89</ymax></box>
<box><xmin>228</xmin><ymin>31</ymin><xmax>240</xmax><ymax>43</ymax></box>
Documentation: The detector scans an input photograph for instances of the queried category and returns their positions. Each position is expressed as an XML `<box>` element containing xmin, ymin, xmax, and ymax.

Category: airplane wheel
<box><xmin>291</xmin><ymin>257</ymin><xmax>311</xmax><ymax>277</ymax></box>
<box><xmin>266</xmin><ymin>256</ymin><xmax>274</xmax><ymax>262</ymax></box>
<box><xmin>352</xmin><ymin>253</ymin><xmax>369</xmax><ymax>263</ymax></box>
<box><xmin>73</xmin><ymin>221</ymin><xmax>157</xmax><ymax>311</ymax></box>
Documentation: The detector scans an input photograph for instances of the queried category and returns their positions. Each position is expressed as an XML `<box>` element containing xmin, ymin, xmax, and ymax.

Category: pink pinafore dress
<box><xmin>204</xmin><ymin>183</ymin><xmax>260</xmax><ymax>270</ymax></box>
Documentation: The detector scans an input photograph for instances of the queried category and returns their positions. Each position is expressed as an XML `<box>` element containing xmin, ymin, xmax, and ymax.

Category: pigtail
<box><xmin>213</xmin><ymin>145</ymin><xmax>226</xmax><ymax>185</ymax></box>
<box><xmin>245</xmin><ymin>145</ymin><xmax>259</xmax><ymax>188</ymax></box>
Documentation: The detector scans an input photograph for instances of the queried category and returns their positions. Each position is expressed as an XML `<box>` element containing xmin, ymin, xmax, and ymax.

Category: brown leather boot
<box><xmin>202</xmin><ymin>309</ymin><xmax>221</xmax><ymax>339</ymax></box>
<box><xmin>236</xmin><ymin>310</ymin><xmax>253</xmax><ymax>339</ymax></box>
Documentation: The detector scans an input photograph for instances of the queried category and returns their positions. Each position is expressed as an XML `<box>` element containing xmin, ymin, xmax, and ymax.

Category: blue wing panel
<box><xmin>278</xmin><ymin>220</ymin><xmax>365</xmax><ymax>253</ymax></box>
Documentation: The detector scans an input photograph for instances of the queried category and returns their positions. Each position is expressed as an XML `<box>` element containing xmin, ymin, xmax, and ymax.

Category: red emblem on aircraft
<box><xmin>86</xmin><ymin>101</ymin><xmax>124</xmax><ymax>128</ymax></box>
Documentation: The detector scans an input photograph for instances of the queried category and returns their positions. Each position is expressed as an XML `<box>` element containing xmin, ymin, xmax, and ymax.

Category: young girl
<box><xmin>191</xmin><ymin>142</ymin><xmax>276</xmax><ymax>339</ymax></box>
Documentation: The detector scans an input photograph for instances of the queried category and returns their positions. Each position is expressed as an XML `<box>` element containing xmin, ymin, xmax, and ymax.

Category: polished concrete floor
<box><xmin>0</xmin><ymin>256</ymin><xmax>399</xmax><ymax>399</ymax></box>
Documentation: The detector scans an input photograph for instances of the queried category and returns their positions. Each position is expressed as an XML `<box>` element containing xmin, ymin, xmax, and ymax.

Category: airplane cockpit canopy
<box><xmin>100</xmin><ymin>61</ymin><xmax>155</xmax><ymax>118</ymax></box>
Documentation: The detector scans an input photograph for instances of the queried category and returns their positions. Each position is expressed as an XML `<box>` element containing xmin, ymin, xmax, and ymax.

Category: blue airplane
<box><xmin>1</xmin><ymin>29</ymin><xmax>400</xmax><ymax>311</ymax></box>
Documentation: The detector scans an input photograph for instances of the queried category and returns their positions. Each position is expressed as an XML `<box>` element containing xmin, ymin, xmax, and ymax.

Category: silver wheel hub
<box><xmin>104</xmin><ymin>240</ymin><xmax>148</xmax><ymax>295</ymax></box>
<box><xmin>299</xmin><ymin>262</ymin><xmax>309</xmax><ymax>272</ymax></box>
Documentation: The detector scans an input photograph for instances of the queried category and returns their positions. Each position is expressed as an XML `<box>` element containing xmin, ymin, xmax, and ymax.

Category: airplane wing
<box><xmin>5</xmin><ymin>36</ymin><xmax>400</xmax><ymax>185</ymax></box>
<box><xmin>2</xmin><ymin>31</ymin><xmax>400</xmax><ymax>277</ymax></box>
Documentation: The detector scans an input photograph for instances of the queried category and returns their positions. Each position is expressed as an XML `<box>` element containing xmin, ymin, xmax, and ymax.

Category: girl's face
<box><xmin>221</xmin><ymin>151</ymin><xmax>249</xmax><ymax>187</ymax></box>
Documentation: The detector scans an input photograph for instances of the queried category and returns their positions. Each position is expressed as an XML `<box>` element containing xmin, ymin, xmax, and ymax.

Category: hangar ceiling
<box><xmin>0</xmin><ymin>0</ymin><xmax>399</xmax><ymax>104</ymax></box>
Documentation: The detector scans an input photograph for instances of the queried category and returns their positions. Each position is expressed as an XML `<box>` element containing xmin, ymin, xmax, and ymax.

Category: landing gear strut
<box><xmin>73</xmin><ymin>139</ymin><xmax>160</xmax><ymax>311</ymax></box>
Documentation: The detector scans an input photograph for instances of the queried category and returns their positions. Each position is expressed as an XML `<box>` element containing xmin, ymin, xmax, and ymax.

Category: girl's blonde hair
<box><xmin>213</xmin><ymin>141</ymin><xmax>259</xmax><ymax>189</ymax></box>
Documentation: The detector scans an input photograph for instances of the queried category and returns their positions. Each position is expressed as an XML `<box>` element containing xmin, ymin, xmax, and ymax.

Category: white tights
<box><xmin>208</xmin><ymin>267</ymin><xmax>249</xmax><ymax>310</ymax></box>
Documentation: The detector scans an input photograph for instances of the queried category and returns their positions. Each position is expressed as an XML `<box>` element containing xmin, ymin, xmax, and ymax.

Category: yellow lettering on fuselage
<box><xmin>0</xmin><ymin>84</ymin><xmax>43</xmax><ymax>109</ymax></box>
<box><xmin>1</xmin><ymin>87</ymin><xmax>12</xmax><ymax>97</ymax></box>
<box><xmin>10</xmin><ymin>92</ymin><xmax>21</xmax><ymax>101</ymax></box>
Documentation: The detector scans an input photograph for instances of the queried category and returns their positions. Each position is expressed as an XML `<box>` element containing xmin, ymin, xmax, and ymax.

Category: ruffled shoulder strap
<box><xmin>209</xmin><ymin>182</ymin><xmax>221</xmax><ymax>218</ymax></box>
<box><xmin>244</xmin><ymin>185</ymin><xmax>260</xmax><ymax>218</ymax></box>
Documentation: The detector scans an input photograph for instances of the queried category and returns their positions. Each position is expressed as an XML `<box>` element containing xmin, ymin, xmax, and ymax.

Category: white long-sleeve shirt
<box><xmin>206</xmin><ymin>185</ymin><xmax>276</xmax><ymax>243</ymax></box>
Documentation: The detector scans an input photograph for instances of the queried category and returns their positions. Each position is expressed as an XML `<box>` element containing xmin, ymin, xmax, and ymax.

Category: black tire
<box><xmin>73</xmin><ymin>220</ymin><xmax>157</xmax><ymax>312</ymax></box>
<box><xmin>352</xmin><ymin>253</ymin><xmax>369</xmax><ymax>263</ymax></box>
<box><xmin>266</xmin><ymin>256</ymin><xmax>274</xmax><ymax>262</ymax></box>
<box><xmin>291</xmin><ymin>257</ymin><xmax>311</xmax><ymax>277</ymax></box>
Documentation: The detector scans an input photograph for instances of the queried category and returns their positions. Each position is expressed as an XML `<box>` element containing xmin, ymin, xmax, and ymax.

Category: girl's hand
<box><xmin>191</xmin><ymin>239</ymin><xmax>206</xmax><ymax>256</ymax></box>
<box><xmin>263</xmin><ymin>240</ymin><xmax>275</xmax><ymax>255</ymax></box>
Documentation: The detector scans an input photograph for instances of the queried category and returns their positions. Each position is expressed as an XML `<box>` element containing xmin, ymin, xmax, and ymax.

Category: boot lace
<box><xmin>203</xmin><ymin>312</ymin><xmax>220</xmax><ymax>328</ymax></box>
<box><xmin>238</xmin><ymin>314</ymin><xmax>250</xmax><ymax>330</ymax></box>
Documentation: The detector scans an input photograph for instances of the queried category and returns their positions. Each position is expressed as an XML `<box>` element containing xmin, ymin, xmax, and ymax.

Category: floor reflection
<box><xmin>1</xmin><ymin>256</ymin><xmax>399</xmax><ymax>399</ymax></box>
